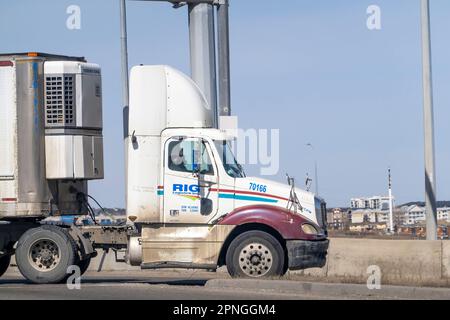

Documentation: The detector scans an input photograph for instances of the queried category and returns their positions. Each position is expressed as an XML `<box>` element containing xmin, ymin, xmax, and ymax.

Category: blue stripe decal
<box><xmin>218</xmin><ymin>193</ymin><xmax>278</xmax><ymax>203</ymax></box>
<box><xmin>158</xmin><ymin>190</ymin><xmax>277</xmax><ymax>202</ymax></box>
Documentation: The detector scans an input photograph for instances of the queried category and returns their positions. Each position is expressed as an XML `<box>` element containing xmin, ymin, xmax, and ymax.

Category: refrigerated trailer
<box><xmin>0</xmin><ymin>53</ymin><xmax>328</xmax><ymax>284</ymax></box>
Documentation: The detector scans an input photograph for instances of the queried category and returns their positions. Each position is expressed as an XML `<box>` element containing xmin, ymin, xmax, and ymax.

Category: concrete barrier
<box><xmin>298</xmin><ymin>238</ymin><xmax>449</xmax><ymax>287</ymax></box>
<box><xmin>88</xmin><ymin>238</ymin><xmax>450</xmax><ymax>286</ymax></box>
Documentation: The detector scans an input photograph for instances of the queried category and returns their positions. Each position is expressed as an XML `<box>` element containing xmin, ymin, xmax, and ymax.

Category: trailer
<box><xmin>0</xmin><ymin>52</ymin><xmax>123</xmax><ymax>283</ymax></box>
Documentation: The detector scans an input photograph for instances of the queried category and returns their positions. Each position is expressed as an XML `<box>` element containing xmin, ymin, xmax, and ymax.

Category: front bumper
<box><xmin>286</xmin><ymin>239</ymin><xmax>329</xmax><ymax>270</ymax></box>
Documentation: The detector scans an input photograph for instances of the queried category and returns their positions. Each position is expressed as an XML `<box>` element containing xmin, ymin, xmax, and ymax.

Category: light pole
<box><xmin>421</xmin><ymin>0</ymin><xmax>437</xmax><ymax>240</ymax></box>
<box><xmin>119</xmin><ymin>0</ymin><xmax>129</xmax><ymax>207</ymax></box>
<box><xmin>388</xmin><ymin>168</ymin><xmax>394</xmax><ymax>234</ymax></box>
<box><xmin>306</xmin><ymin>143</ymin><xmax>319</xmax><ymax>195</ymax></box>
<box><xmin>188</xmin><ymin>2</ymin><xmax>218</xmax><ymax>127</ymax></box>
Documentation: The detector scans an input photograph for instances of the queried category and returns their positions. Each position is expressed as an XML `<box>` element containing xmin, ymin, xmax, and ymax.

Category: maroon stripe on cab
<box><xmin>0</xmin><ymin>61</ymin><xmax>13</xmax><ymax>67</ymax></box>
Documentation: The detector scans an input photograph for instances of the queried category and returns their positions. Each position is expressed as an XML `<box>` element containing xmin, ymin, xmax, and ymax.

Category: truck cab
<box><xmin>126</xmin><ymin>65</ymin><xmax>329</xmax><ymax>277</ymax></box>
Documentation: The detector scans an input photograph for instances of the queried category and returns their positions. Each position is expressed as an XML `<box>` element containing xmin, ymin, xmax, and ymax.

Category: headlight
<box><xmin>302</xmin><ymin>223</ymin><xmax>319</xmax><ymax>235</ymax></box>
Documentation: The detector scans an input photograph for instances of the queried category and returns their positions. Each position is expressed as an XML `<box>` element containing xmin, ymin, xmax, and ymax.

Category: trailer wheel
<box><xmin>15</xmin><ymin>225</ymin><xmax>78</xmax><ymax>284</ymax></box>
<box><xmin>226</xmin><ymin>230</ymin><xmax>285</xmax><ymax>278</ymax></box>
<box><xmin>0</xmin><ymin>254</ymin><xmax>11</xmax><ymax>278</ymax></box>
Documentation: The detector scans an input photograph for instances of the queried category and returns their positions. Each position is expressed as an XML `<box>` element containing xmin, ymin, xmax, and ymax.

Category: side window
<box><xmin>167</xmin><ymin>139</ymin><xmax>214</xmax><ymax>175</ymax></box>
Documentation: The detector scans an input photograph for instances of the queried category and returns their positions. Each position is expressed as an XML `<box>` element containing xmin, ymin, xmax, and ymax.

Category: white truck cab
<box><xmin>125</xmin><ymin>65</ymin><xmax>329</xmax><ymax>277</ymax></box>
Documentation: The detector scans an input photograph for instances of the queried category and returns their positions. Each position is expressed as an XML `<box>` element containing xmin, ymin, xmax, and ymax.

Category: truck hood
<box><xmin>233</xmin><ymin>176</ymin><xmax>318</xmax><ymax>224</ymax></box>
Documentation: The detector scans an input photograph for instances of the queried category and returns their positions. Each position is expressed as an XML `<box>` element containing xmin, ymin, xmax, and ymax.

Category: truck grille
<box><xmin>321</xmin><ymin>201</ymin><xmax>328</xmax><ymax>232</ymax></box>
<box><xmin>45</xmin><ymin>75</ymin><xmax>75</xmax><ymax>126</ymax></box>
<box><xmin>314</xmin><ymin>198</ymin><xmax>328</xmax><ymax>232</ymax></box>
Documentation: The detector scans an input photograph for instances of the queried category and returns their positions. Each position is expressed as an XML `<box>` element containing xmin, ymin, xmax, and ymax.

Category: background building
<box><xmin>401</xmin><ymin>204</ymin><xmax>450</xmax><ymax>225</ymax></box>
<box><xmin>327</xmin><ymin>208</ymin><xmax>350</xmax><ymax>230</ymax></box>
<box><xmin>351</xmin><ymin>196</ymin><xmax>393</xmax><ymax>211</ymax></box>
<box><xmin>349</xmin><ymin>195</ymin><xmax>394</xmax><ymax>226</ymax></box>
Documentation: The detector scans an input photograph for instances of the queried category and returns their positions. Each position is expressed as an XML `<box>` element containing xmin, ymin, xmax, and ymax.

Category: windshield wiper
<box><xmin>237</xmin><ymin>163</ymin><xmax>246</xmax><ymax>177</ymax></box>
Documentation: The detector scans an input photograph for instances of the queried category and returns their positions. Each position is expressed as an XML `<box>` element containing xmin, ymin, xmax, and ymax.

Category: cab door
<box><xmin>163</xmin><ymin>137</ymin><xmax>219</xmax><ymax>223</ymax></box>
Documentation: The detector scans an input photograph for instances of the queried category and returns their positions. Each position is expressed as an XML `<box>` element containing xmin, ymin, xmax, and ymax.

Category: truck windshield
<box><xmin>214</xmin><ymin>140</ymin><xmax>246</xmax><ymax>178</ymax></box>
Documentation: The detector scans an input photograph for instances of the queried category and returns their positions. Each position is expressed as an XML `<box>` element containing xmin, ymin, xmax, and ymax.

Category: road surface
<box><xmin>1</xmin><ymin>269</ymin><xmax>450</xmax><ymax>300</ymax></box>
<box><xmin>0</xmin><ymin>271</ymin><xmax>317</xmax><ymax>300</ymax></box>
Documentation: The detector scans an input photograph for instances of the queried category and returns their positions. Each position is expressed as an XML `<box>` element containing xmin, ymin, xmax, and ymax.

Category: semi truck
<box><xmin>0</xmin><ymin>52</ymin><xmax>328</xmax><ymax>284</ymax></box>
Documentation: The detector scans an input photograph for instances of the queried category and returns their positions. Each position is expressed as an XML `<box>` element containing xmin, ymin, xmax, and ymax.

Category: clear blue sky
<box><xmin>2</xmin><ymin>0</ymin><xmax>450</xmax><ymax>208</ymax></box>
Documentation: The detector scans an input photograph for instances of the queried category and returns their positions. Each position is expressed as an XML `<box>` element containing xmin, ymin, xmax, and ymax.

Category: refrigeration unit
<box><xmin>0</xmin><ymin>53</ymin><xmax>104</xmax><ymax>218</ymax></box>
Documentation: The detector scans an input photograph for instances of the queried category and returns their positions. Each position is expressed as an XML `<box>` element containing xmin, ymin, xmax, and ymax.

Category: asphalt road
<box><xmin>0</xmin><ymin>271</ymin><xmax>318</xmax><ymax>300</ymax></box>
<box><xmin>1</xmin><ymin>269</ymin><xmax>450</xmax><ymax>300</ymax></box>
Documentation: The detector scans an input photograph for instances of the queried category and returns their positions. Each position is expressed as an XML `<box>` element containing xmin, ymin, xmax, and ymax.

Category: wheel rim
<box><xmin>28</xmin><ymin>239</ymin><xmax>60</xmax><ymax>272</ymax></box>
<box><xmin>238</xmin><ymin>242</ymin><xmax>273</xmax><ymax>277</ymax></box>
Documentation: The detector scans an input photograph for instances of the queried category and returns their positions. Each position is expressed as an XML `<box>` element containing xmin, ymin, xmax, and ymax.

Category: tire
<box><xmin>226</xmin><ymin>230</ymin><xmax>285</xmax><ymax>278</ymax></box>
<box><xmin>0</xmin><ymin>254</ymin><xmax>11</xmax><ymax>278</ymax></box>
<box><xmin>77</xmin><ymin>256</ymin><xmax>91</xmax><ymax>275</ymax></box>
<box><xmin>15</xmin><ymin>225</ymin><xmax>78</xmax><ymax>284</ymax></box>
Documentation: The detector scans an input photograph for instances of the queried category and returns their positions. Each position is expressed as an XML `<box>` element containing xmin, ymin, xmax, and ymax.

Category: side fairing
<box><xmin>126</xmin><ymin>135</ymin><xmax>161</xmax><ymax>222</ymax></box>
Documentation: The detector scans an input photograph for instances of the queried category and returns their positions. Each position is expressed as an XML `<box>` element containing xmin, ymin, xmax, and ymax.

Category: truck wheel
<box><xmin>226</xmin><ymin>230</ymin><xmax>285</xmax><ymax>278</ymax></box>
<box><xmin>15</xmin><ymin>225</ymin><xmax>78</xmax><ymax>284</ymax></box>
<box><xmin>0</xmin><ymin>254</ymin><xmax>11</xmax><ymax>278</ymax></box>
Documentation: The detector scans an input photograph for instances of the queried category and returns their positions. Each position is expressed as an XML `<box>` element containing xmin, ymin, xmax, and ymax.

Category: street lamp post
<box><xmin>388</xmin><ymin>168</ymin><xmax>394</xmax><ymax>234</ymax></box>
<box><xmin>421</xmin><ymin>0</ymin><xmax>437</xmax><ymax>240</ymax></box>
<box><xmin>307</xmin><ymin>143</ymin><xmax>319</xmax><ymax>195</ymax></box>
<box><xmin>119</xmin><ymin>0</ymin><xmax>129</xmax><ymax>207</ymax></box>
